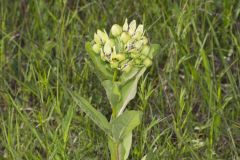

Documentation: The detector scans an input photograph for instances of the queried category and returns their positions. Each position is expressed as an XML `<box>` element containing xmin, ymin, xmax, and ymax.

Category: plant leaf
<box><xmin>120</xmin><ymin>67</ymin><xmax>140</xmax><ymax>83</ymax></box>
<box><xmin>122</xmin><ymin>132</ymin><xmax>132</xmax><ymax>160</ymax></box>
<box><xmin>102</xmin><ymin>80</ymin><xmax>121</xmax><ymax>108</ymax></box>
<box><xmin>70</xmin><ymin>91</ymin><xmax>110</xmax><ymax>134</ymax></box>
<box><xmin>62</xmin><ymin>104</ymin><xmax>75</xmax><ymax>143</ymax></box>
<box><xmin>116</xmin><ymin>68</ymin><xmax>146</xmax><ymax>116</ymax></box>
<box><xmin>85</xmin><ymin>41</ymin><xmax>113</xmax><ymax>80</ymax></box>
<box><xmin>110</xmin><ymin>110</ymin><xmax>142</xmax><ymax>141</ymax></box>
<box><xmin>108</xmin><ymin>132</ymin><xmax>132</xmax><ymax>160</ymax></box>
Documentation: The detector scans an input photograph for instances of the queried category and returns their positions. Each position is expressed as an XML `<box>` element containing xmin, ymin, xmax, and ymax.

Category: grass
<box><xmin>0</xmin><ymin>0</ymin><xmax>240</xmax><ymax>159</ymax></box>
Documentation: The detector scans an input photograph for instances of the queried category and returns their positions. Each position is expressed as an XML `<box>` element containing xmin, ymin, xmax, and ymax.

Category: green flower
<box><xmin>91</xmin><ymin>19</ymin><xmax>154</xmax><ymax>72</ymax></box>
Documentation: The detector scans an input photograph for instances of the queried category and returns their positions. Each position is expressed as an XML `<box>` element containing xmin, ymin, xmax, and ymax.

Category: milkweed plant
<box><xmin>71</xmin><ymin>19</ymin><xmax>160</xmax><ymax>160</ymax></box>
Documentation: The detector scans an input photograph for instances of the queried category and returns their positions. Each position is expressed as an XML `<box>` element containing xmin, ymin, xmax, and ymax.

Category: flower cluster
<box><xmin>91</xmin><ymin>19</ymin><xmax>152</xmax><ymax>72</ymax></box>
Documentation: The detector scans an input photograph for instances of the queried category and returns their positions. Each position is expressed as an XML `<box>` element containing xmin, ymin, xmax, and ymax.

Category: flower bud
<box><xmin>97</xmin><ymin>29</ymin><xmax>109</xmax><ymax>43</ymax></box>
<box><xmin>106</xmin><ymin>39</ymin><xmax>115</xmax><ymax>47</ymax></box>
<box><xmin>94</xmin><ymin>33</ymin><xmax>101</xmax><ymax>44</ymax></box>
<box><xmin>111</xmin><ymin>24</ymin><xmax>122</xmax><ymax>37</ymax></box>
<box><xmin>120</xmin><ymin>32</ymin><xmax>131</xmax><ymax>44</ymax></box>
<box><xmin>134</xmin><ymin>58</ymin><xmax>142</xmax><ymax>65</ymax></box>
<box><xmin>136</xmin><ymin>24</ymin><xmax>144</xmax><ymax>34</ymax></box>
<box><xmin>140</xmin><ymin>54</ymin><xmax>146</xmax><ymax>60</ymax></box>
<box><xmin>130</xmin><ymin>52</ymin><xmax>138</xmax><ymax>58</ymax></box>
<box><xmin>143</xmin><ymin>58</ymin><xmax>152</xmax><ymax>67</ymax></box>
<box><xmin>104</xmin><ymin>43</ymin><xmax>112</xmax><ymax>55</ymax></box>
<box><xmin>141</xmin><ymin>45</ymin><xmax>150</xmax><ymax>56</ymax></box>
<box><xmin>92</xmin><ymin>43</ymin><xmax>101</xmax><ymax>54</ymax></box>
<box><xmin>134</xmin><ymin>40</ymin><xmax>143</xmax><ymax>49</ymax></box>
<box><xmin>133</xmin><ymin>24</ymin><xmax>144</xmax><ymax>40</ymax></box>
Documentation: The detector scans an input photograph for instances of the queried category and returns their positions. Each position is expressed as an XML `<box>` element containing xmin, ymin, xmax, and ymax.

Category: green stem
<box><xmin>115</xmin><ymin>143</ymin><xmax>119</xmax><ymax>160</ymax></box>
<box><xmin>113</xmin><ymin>69</ymin><xmax>118</xmax><ymax>82</ymax></box>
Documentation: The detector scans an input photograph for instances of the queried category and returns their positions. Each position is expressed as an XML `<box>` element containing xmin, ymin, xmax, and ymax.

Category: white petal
<box><xmin>136</xmin><ymin>24</ymin><xmax>144</xmax><ymax>34</ymax></box>
<box><xmin>123</xmin><ymin>19</ymin><xmax>128</xmax><ymax>31</ymax></box>
<box><xmin>128</xmin><ymin>20</ymin><xmax>136</xmax><ymax>35</ymax></box>
<box><xmin>104</xmin><ymin>43</ymin><xmax>111</xmax><ymax>55</ymax></box>
<box><xmin>97</xmin><ymin>29</ymin><xmax>109</xmax><ymax>43</ymax></box>
<box><xmin>133</xmin><ymin>24</ymin><xmax>144</xmax><ymax>39</ymax></box>
<box><xmin>134</xmin><ymin>40</ymin><xmax>143</xmax><ymax>49</ymax></box>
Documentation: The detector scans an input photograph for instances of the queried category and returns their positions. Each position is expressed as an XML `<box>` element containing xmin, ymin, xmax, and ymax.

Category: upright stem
<box><xmin>110</xmin><ymin>69</ymin><xmax>122</xmax><ymax>160</ymax></box>
<box><xmin>113</xmin><ymin>69</ymin><xmax>118</xmax><ymax>82</ymax></box>
<box><xmin>115</xmin><ymin>143</ymin><xmax>120</xmax><ymax>160</ymax></box>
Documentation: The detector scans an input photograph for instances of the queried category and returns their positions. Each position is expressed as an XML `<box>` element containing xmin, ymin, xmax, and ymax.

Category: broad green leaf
<box><xmin>102</xmin><ymin>80</ymin><xmax>121</xmax><ymax>108</ymax></box>
<box><xmin>62</xmin><ymin>104</ymin><xmax>75</xmax><ymax>143</ymax></box>
<box><xmin>149</xmin><ymin>44</ymin><xmax>160</xmax><ymax>58</ymax></box>
<box><xmin>111</xmin><ymin>110</ymin><xmax>142</xmax><ymax>141</ymax></box>
<box><xmin>120</xmin><ymin>67</ymin><xmax>140</xmax><ymax>83</ymax></box>
<box><xmin>85</xmin><ymin>41</ymin><xmax>113</xmax><ymax>80</ymax></box>
<box><xmin>122</xmin><ymin>132</ymin><xmax>132</xmax><ymax>160</ymax></box>
<box><xmin>70</xmin><ymin>91</ymin><xmax>110</xmax><ymax>134</ymax></box>
<box><xmin>108</xmin><ymin>132</ymin><xmax>132</xmax><ymax>160</ymax></box>
<box><xmin>116</xmin><ymin>68</ymin><xmax>146</xmax><ymax>116</ymax></box>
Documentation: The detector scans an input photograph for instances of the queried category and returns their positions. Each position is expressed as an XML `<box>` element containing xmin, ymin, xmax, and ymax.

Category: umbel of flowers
<box><xmin>92</xmin><ymin>19</ymin><xmax>153</xmax><ymax>73</ymax></box>
<box><xmin>71</xmin><ymin>19</ymin><xmax>160</xmax><ymax>160</ymax></box>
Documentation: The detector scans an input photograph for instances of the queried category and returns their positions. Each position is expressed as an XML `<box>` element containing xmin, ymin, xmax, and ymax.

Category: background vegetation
<box><xmin>0</xmin><ymin>0</ymin><xmax>239</xmax><ymax>159</ymax></box>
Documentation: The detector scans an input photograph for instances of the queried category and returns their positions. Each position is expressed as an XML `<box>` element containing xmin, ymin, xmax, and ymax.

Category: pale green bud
<box><xmin>133</xmin><ymin>24</ymin><xmax>144</xmax><ymax>40</ymax></box>
<box><xmin>106</xmin><ymin>39</ymin><xmax>115</xmax><ymax>47</ymax></box>
<box><xmin>128</xmin><ymin>20</ymin><xmax>136</xmax><ymax>35</ymax></box>
<box><xmin>136</xmin><ymin>24</ymin><xmax>144</xmax><ymax>34</ymax></box>
<box><xmin>141</xmin><ymin>45</ymin><xmax>150</xmax><ymax>56</ymax></box>
<box><xmin>134</xmin><ymin>58</ymin><xmax>142</xmax><ymax>65</ymax></box>
<box><xmin>123</xmin><ymin>19</ymin><xmax>128</xmax><ymax>31</ymax></box>
<box><xmin>97</xmin><ymin>29</ymin><xmax>109</xmax><ymax>43</ymax></box>
<box><xmin>94</xmin><ymin>33</ymin><xmax>101</xmax><ymax>44</ymax></box>
<box><xmin>92</xmin><ymin>43</ymin><xmax>101</xmax><ymax>54</ymax></box>
<box><xmin>134</xmin><ymin>40</ymin><xmax>143</xmax><ymax>49</ymax></box>
<box><xmin>143</xmin><ymin>58</ymin><xmax>152</xmax><ymax>67</ymax></box>
<box><xmin>142</xmin><ymin>36</ymin><xmax>148</xmax><ymax>44</ymax></box>
<box><xmin>140</xmin><ymin>54</ymin><xmax>147</xmax><ymax>60</ymax></box>
<box><xmin>111</xmin><ymin>24</ymin><xmax>122</xmax><ymax>37</ymax></box>
<box><xmin>103</xmin><ymin>43</ymin><xmax>112</xmax><ymax>55</ymax></box>
<box><xmin>130</xmin><ymin>52</ymin><xmax>138</xmax><ymax>58</ymax></box>
<box><xmin>120</xmin><ymin>32</ymin><xmax>131</xmax><ymax>44</ymax></box>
